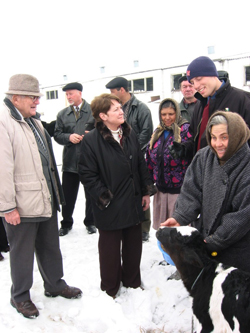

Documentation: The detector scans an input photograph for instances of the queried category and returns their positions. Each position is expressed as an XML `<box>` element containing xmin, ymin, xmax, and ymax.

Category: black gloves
<box><xmin>97</xmin><ymin>189</ymin><xmax>113</xmax><ymax>210</ymax></box>
<box><xmin>168</xmin><ymin>141</ymin><xmax>186</xmax><ymax>159</ymax></box>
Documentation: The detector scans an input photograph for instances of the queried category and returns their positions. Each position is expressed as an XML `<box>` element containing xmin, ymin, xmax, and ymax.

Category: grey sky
<box><xmin>0</xmin><ymin>0</ymin><xmax>249</xmax><ymax>95</ymax></box>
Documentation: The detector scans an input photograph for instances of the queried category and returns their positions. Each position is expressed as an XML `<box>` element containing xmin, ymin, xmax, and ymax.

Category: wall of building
<box><xmin>39</xmin><ymin>54</ymin><xmax>250</xmax><ymax>129</ymax></box>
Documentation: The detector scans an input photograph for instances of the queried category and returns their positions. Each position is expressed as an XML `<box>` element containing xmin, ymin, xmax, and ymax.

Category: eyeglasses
<box><xmin>26</xmin><ymin>96</ymin><xmax>41</xmax><ymax>102</ymax></box>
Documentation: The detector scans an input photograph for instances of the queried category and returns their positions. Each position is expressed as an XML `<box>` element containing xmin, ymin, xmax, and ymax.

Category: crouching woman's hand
<box><xmin>160</xmin><ymin>218</ymin><xmax>180</xmax><ymax>227</ymax></box>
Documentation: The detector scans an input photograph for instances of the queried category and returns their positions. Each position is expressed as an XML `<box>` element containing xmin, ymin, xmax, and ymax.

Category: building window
<box><xmin>245</xmin><ymin>66</ymin><xmax>250</xmax><ymax>84</ymax></box>
<box><xmin>146</xmin><ymin>77</ymin><xmax>153</xmax><ymax>91</ymax></box>
<box><xmin>134</xmin><ymin>60</ymin><xmax>139</xmax><ymax>68</ymax></box>
<box><xmin>46</xmin><ymin>90</ymin><xmax>58</xmax><ymax>100</ymax></box>
<box><xmin>130</xmin><ymin>77</ymin><xmax>153</xmax><ymax>92</ymax></box>
<box><xmin>208</xmin><ymin>46</ymin><xmax>215</xmax><ymax>54</ymax></box>
<box><xmin>172</xmin><ymin>74</ymin><xmax>183</xmax><ymax>91</ymax></box>
<box><xmin>133</xmin><ymin>78</ymin><xmax>144</xmax><ymax>92</ymax></box>
<box><xmin>128</xmin><ymin>80</ymin><xmax>132</xmax><ymax>91</ymax></box>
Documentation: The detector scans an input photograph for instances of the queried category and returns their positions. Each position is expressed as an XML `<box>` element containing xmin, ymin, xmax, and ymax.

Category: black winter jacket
<box><xmin>125</xmin><ymin>95</ymin><xmax>153</xmax><ymax>151</ymax></box>
<box><xmin>78</xmin><ymin>122</ymin><xmax>155</xmax><ymax>230</ymax></box>
<box><xmin>184</xmin><ymin>79</ymin><xmax>250</xmax><ymax>157</ymax></box>
<box><xmin>54</xmin><ymin>100</ymin><xmax>95</xmax><ymax>173</ymax></box>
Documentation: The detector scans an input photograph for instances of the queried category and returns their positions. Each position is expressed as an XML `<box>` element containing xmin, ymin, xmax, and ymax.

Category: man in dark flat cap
<box><xmin>54</xmin><ymin>82</ymin><xmax>96</xmax><ymax>236</ymax></box>
<box><xmin>178</xmin><ymin>75</ymin><xmax>197</xmax><ymax>123</ymax></box>
<box><xmin>106</xmin><ymin>77</ymin><xmax>153</xmax><ymax>151</ymax></box>
<box><xmin>106</xmin><ymin>76</ymin><xmax>153</xmax><ymax>242</ymax></box>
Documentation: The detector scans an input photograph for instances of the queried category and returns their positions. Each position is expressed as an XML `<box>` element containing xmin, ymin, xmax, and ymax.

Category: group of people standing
<box><xmin>160</xmin><ymin>56</ymin><xmax>250</xmax><ymax>274</ymax></box>
<box><xmin>0</xmin><ymin>72</ymin><xmax>155</xmax><ymax>316</ymax></box>
<box><xmin>1</xmin><ymin>55</ymin><xmax>250</xmax><ymax>320</ymax></box>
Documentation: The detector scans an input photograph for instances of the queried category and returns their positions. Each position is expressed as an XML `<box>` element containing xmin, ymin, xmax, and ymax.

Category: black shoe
<box><xmin>0</xmin><ymin>252</ymin><xmax>4</xmax><ymax>261</ymax></box>
<box><xmin>44</xmin><ymin>285</ymin><xmax>82</xmax><ymax>299</ymax></box>
<box><xmin>59</xmin><ymin>227</ymin><xmax>72</xmax><ymax>236</ymax></box>
<box><xmin>3</xmin><ymin>246</ymin><xmax>10</xmax><ymax>252</ymax></box>
<box><xmin>142</xmin><ymin>232</ymin><xmax>149</xmax><ymax>242</ymax></box>
<box><xmin>86</xmin><ymin>225</ymin><xmax>96</xmax><ymax>234</ymax></box>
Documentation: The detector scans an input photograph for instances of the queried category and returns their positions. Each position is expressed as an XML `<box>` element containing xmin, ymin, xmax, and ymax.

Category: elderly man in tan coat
<box><xmin>0</xmin><ymin>74</ymin><xmax>82</xmax><ymax>319</ymax></box>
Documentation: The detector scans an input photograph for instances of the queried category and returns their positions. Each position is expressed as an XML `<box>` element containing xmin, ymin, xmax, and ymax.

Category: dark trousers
<box><xmin>0</xmin><ymin>217</ymin><xmax>8</xmax><ymax>251</ymax></box>
<box><xmin>61</xmin><ymin>171</ymin><xmax>94</xmax><ymax>228</ymax></box>
<box><xmin>141</xmin><ymin>207</ymin><xmax>151</xmax><ymax>233</ymax></box>
<box><xmin>98</xmin><ymin>223</ymin><xmax>142</xmax><ymax>297</ymax></box>
<box><xmin>4</xmin><ymin>212</ymin><xmax>67</xmax><ymax>302</ymax></box>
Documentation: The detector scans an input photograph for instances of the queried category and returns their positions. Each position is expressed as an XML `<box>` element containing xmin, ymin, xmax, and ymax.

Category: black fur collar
<box><xmin>95</xmin><ymin>121</ymin><xmax>131</xmax><ymax>142</ymax></box>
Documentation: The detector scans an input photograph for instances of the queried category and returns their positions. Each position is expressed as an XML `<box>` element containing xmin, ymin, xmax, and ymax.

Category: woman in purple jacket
<box><xmin>146</xmin><ymin>98</ymin><xmax>192</xmax><ymax>230</ymax></box>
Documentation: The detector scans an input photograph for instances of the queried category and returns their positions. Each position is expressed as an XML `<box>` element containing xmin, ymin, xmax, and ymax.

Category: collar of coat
<box><xmin>96</xmin><ymin>121</ymin><xmax>131</xmax><ymax>142</ymax></box>
<box><xmin>194</xmin><ymin>78</ymin><xmax>230</xmax><ymax>105</ymax></box>
<box><xmin>4</xmin><ymin>97</ymin><xmax>41</xmax><ymax>122</ymax></box>
<box><xmin>67</xmin><ymin>99</ymin><xmax>86</xmax><ymax>115</ymax></box>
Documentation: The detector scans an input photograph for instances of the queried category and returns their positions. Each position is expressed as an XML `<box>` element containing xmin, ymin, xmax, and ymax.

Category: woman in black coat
<box><xmin>78</xmin><ymin>93</ymin><xmax>155</xmax><ymax>297</ymax></box>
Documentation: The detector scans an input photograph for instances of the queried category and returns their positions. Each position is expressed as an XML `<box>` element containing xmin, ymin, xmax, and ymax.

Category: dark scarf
<box><xmin>4</xmin><ymin>97</ymin><xmax>48</xmax><ymax>150</ymax></box>
<box><xmin>4</xmin><ymin>97</ymin><xmax>22</xmax><ymax>120</ymax></box>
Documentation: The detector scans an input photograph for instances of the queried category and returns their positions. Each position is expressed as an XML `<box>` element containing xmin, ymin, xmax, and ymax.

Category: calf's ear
<box><xmin>184</xmin><ymin>250</ymin><xmax>204</xmax><ymax>268</ymax></box>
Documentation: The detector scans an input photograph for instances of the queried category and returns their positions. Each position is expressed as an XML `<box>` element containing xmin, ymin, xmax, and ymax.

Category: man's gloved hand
<box><xmin>168</xmin><ymin>141</ymin><xmax>185</xmax><ymax>159</ymax></box>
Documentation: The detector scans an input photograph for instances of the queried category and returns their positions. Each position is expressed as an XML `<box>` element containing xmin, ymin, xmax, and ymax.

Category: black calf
<box><xmin>156</xmin><ymin>226</ymin><xmax>250</xmax><ymax>333</ymax></box>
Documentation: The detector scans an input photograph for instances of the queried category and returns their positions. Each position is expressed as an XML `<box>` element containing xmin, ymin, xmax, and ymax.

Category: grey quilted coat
<box><xmin>173</xmin><ymin>143</ymin><xmax>250</xmax><ymax>272</ymax></box>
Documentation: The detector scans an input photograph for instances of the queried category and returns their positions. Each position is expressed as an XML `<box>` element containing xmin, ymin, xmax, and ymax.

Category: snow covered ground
<box><xmin>0</xmin><ymin>142</ymin><xmax>193</xmax><ymax>333</ymax></box>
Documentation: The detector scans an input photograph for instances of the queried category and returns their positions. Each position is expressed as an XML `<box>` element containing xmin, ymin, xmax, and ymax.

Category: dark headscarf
<box><xmin>149</xmin><ymin>98</ymin><xmax>188</xmax><ymax>150</ymax></box>
<box><xmin>206</xmin><ymin>111</ymin><xmax>250</xmax><ymax>165</ymax></box>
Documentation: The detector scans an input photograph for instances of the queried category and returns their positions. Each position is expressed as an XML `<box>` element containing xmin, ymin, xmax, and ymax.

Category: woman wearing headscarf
<box><xmin>161</xmin><ymin>111</ymin><xmax>250</xmax><ymax>272</ymax></box>
<box><xmin>78</xmin><ymin>93</ymin><xmax>155</xmax><ymax>298</ymax></box>
<box><xmin>146</xmin><ymin>98</ymin><xmax>192</xmax><ymax>231</ymax></box>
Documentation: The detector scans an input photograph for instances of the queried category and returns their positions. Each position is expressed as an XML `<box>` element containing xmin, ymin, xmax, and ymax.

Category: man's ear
<box><xmin>12</xmin><ymin>95</ymin><xmax>19</xmax><ymax>106</ymax></box>
<box><xmin>99</xmin><ymin>112</ymin><xmax>107</xmax><ymax>121</ymax></box>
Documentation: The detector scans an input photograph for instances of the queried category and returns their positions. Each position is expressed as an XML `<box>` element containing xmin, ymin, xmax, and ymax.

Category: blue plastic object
<box><xmin>157</xmin><ymin>240</ymin><xmax>175</xmax><ymax>266</ymax></box>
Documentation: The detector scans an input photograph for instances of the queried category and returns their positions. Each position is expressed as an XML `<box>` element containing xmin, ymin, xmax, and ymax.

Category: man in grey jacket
<box><xmin>54</xmin><ymin>82</ymin><xmax>96</xmax><ymax>236</ymax></box>
<box><xmin>178</xmin><ymin>75</ymin><xmax>197</xmax><ymax>123</ymax></box>
<box><xmin>0</xmin><ymin>74</ymin><xmax>82</xmax><ymax>319</ymax></box>
<box><xmin>106</xmin><ymin>77</ymin><xmax>153</xmax><ymax>241</ymax></box>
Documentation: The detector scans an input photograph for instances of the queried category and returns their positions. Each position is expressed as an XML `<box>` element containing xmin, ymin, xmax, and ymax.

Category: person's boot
<box><xmin>142</xmin><ymin>232</ymin><xmax>149</xmax><ymax>242</ymax></box>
